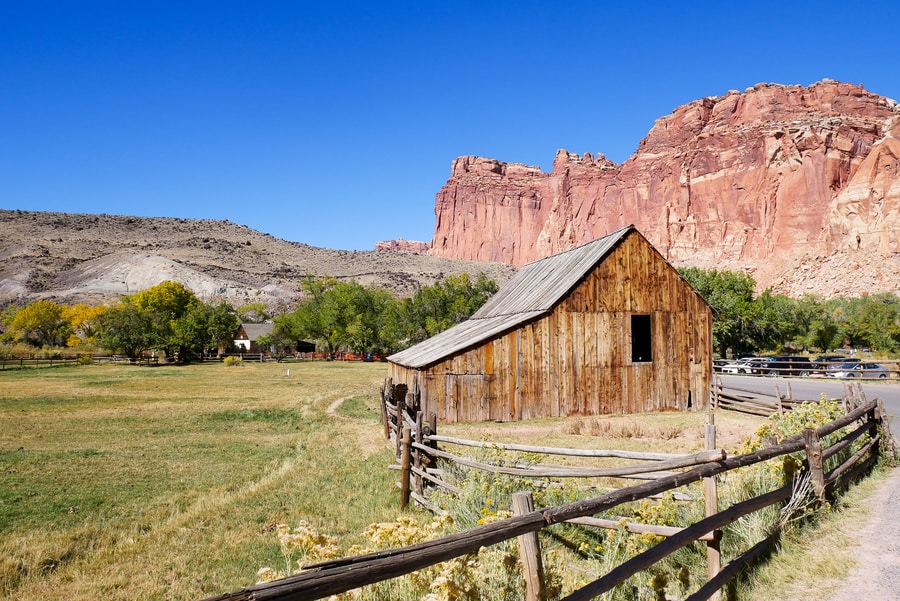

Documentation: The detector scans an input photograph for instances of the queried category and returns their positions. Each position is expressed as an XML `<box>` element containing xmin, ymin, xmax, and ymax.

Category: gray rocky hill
<box><xmin>0</xmin><ymin>209</ymin><xmax>516</xmax><ymax>308</ymax></box>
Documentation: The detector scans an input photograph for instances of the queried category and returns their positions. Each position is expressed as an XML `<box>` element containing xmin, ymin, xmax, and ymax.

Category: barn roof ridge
<box><xmin>388</xmin><ymin>225</ymin><xmax>635</xmax><ymax>369</ymax></box>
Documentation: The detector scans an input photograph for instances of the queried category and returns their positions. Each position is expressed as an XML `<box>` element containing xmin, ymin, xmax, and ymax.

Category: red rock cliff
<box><xmin>429</xmin><ymin>81</ymin><xmax>900</xmax><ymax>296</ymax></box>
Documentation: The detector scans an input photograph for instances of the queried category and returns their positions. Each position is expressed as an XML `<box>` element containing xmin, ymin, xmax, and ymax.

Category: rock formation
<box><xmin>374</xmin><ymin>238</ymin><xmax>430</xmax><ymax>253</ymax></box>
<box><xmin>428</xmin><ymin>81</ymin><xmax>900</xmax><ymax>297</ymax></box>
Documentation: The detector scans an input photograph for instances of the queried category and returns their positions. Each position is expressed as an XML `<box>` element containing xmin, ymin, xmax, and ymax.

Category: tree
<box><xmin>171</xmin><ymin>300</ymin><xmax>240</xmax><ymax>358</ymax></box>
<box><xmin>122</xmin><ymin>281</ymin><xmax>199</xmax><ymax>357</ymax></box>
<box><xmin>124</xmin><ymin>280</ymin><xmax>196</xmax><ymax>319</ymax></box>
<box><xmin>849</xmin><ymin>293</ymin><xmax>900</xmax><ymax>352</ymax></box>
<box><xmin>96</xmin><ymin>304</ymin><xmax>158</xmax><ymax>360</ymax></box>
<box><xmin>64</xmin><ymin>303</ymin><xmax>108</xmax><ymax>348</ymax></box>
<box><xmin>794</xmin><ymin>295</ymin><xmax>841</xmax><ymax>352</ymax></box>
<box><xmin>3</xmin><ymin>300</ymin><xmax>71</xmax><ymax>347</ymax></box>
<box><xmin>678</xmin><ymin>268</ymin><xmax>757</xmax><ymax>357</ymax></box>
<box><xmin>236</xmin><ymin>302</ymin><xmax>271</xmax><ymax>324</ymax></box>
<box><xmin>275</xmin><ymin>277</ymin><xmax>402</xmax><ymax>355</ymax></box>
<box><xmin>398</xmin><ymin>273</ymin><xmax>499</xmax><ymax>345</ymax></box>
<box><xmin>748</xmin><ymin>291</ymin><xmax>801</xmax><ymax>352</ymax></box>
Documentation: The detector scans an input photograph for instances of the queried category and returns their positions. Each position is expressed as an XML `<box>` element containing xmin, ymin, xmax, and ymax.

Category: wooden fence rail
<box><xmin>710</xmin><ymin>376</ymin><xmax>873</xmax><ymax>417</ymax></box>
<box><xmin>202</xmin><ymin>387</ymin><xmax>891</xmax><ymax>601</ymax></box>
<box><xmin>0</xmin><ymin>357</ymin><xmax>80</xmax><ymax>370</ymax></box>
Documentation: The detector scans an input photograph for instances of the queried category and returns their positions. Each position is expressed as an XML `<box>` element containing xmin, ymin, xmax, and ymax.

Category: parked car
<box><xmin>811</xmin><ymin>355</ymin><xmax>860</xmax><ymax>374</ymax></box>
<box><xmin>713</xmin><ymin>359</ymin><xmax>730</xmax><ymax>373</ymax></box>
<box><xmin>826</xmin><ymin>362</ymin><xmax>891</xmax><ymax>379</ymax></box>
<box><xmin>721</xmin><ymin>357</ymin><xmax>757</xmax><ymax>374</ymax></box>
<box><xmin>758</xmin><ymin>356</ymin><xmax>812</xmax><ymax>377</ymax></box>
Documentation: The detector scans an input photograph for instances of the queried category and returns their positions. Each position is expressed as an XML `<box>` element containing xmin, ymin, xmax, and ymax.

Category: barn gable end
<box><xmin>387</xmin><ymin>226</ymin><xmax>712</xmax><ymax>423</ymax></box>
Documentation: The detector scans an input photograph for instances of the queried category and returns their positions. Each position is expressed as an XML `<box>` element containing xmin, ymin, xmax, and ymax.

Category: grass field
<box><xmin>1</xmin><ymin>361</ymin><xmax>886</xmax><ymax>600</ymax></box>
<box><xmin>0</xmin><ymin>361</ymin><xmax>398</xmax><ymax>600</ymax></box>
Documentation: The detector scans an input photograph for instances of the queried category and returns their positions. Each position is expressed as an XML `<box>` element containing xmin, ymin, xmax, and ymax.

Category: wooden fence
<box><xmin>203</xmin><ymin>381</ymin><xmax>893</xmax><ymax>601</ymax></box>
<box><xmin>712</xmin><ymin>376</ymin><xmax>871</xmax><ymax>417</ymax></box>
<box><xmin>0</xmin><ymin>356</ymin><xmax>80</xmax><ymax>370</ymax></box>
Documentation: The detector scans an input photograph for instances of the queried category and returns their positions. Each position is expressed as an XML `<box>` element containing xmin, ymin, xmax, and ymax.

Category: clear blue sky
<box><xmin>2</xmin><ymin>1</ymin><xmax>898</xmax><ymax>250</ymax></box>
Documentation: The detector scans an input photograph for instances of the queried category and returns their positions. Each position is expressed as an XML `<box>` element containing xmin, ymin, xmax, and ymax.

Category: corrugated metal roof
<box><xmin>388</xmin><ymin>225</ymin><xmax>633</xmax><ymax>369</ymax></box>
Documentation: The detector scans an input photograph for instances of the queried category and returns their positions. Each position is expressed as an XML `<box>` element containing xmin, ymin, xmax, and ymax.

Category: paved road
<box><xmin>717</xmin><ymin>375</ymin><xmax>900</xmax><ymax>600</ymax></box>
<box><xmin>822</xmin><ymin>466</ymin><xmax>900</xmax><ymax>601</ymax></box>
<box><xmin>717</xmin><ymin>374</ymin><xmax>900</xmax><ymax>431</ymax></box>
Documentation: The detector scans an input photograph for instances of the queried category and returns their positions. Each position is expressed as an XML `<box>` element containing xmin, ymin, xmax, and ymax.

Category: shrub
<box><xmin>223</xmin><ymin>356</ymin><xmax>243</xmax><ymax>367</ymax></box>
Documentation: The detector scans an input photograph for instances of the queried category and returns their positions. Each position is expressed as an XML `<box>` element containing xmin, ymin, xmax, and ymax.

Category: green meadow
<box><xmin>0</xmin><ymin>361</ymin><xmax>397</xmax><ymax>600</ymax></box>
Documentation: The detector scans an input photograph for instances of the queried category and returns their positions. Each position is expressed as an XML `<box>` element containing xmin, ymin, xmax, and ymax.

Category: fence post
<box><xmin>704</xmin><ymin>412</ymin><xmax>721</xmax><ymax>601</ymax></box>
<box><xmin>415</xmin><ymin>411</ymin><xmax>424</xmax><ymax>496</ymax></box>
<box><xmin>802</xmin><ymin>428</ymin><xmax>826</xmax><ymax>503</ymax></box>
<box><xmin>395</xmin><ymin>394</ymin><xmax>406</xmax><ymax>460</ymax></box>
<box><xmin>512</xmin><ymin>491</ymin><xmax>544</xmax><ymax>601</ymax></box>
<box><xmin>400</xmin><ymin>427</ymin><xmax>412</xmax><ymax>510</ymax></box>
<box><xmin>380</xmin><ymin>379</ymin><xmax>391</xmax><ymax>440</ymax></box>
<box><xmin>876</xmin><ymin>399</ymin><xmax>897</xmax><ymax>457</ymax></box>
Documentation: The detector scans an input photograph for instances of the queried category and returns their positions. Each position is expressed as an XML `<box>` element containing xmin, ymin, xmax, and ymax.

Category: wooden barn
<box><xmin>387</xmin><ymin>225</ymin><xmax>713</xmax><ymax>423</ymax></box>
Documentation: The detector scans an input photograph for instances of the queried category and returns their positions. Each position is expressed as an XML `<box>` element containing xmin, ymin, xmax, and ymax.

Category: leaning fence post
<box><xmin>400</xmin><ymin>427</ymin><xmax>412</xmax><ymax>510</ymax></box>
<box><xmin>704</xmin><ymin>412</ymin><xmax>721</xmax><ymax>601</ymax></box>
<box><xmin>803</xmin><ymin>428</ymin><xmax>826</xmax><ymax>503</ymax></box>
<box><xmin>512</xmin><ymin>492</ymin><xmax>544</xmax><ymax>601</ymax></box>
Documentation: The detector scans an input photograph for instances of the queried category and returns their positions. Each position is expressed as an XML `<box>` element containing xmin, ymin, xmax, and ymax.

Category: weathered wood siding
<box><xmin>387</xmin><ymin>232</ymin><xmax>712</xmax><ymax>422</ymax></box>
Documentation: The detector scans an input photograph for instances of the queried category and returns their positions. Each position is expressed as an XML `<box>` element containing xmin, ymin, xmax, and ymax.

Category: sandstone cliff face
<box><xmin>429</xmin><ymin>81</ymin><xmax>900</xmax><ymax>296</ymax></box>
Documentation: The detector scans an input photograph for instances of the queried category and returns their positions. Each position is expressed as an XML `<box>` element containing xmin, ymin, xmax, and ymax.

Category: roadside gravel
<box><xmin>824</xmin><ymin>465</ymin><xmax>900</xmax><ymax>601</ymax></box>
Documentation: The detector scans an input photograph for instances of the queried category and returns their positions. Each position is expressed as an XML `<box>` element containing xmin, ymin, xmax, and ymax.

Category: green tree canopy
<box><xmin>398</xmin><ymin>273</ymin><xmax>499</xmax><ymax>345</ymax></box>
<box><xmin>275</xmin><ymin>277</ymin><xmax>400</xmax><ymax>355</ymax></box>
<box><xmin>171</xmin><ymin>300</ymin><xmax>241</xmax><ymax>357</ymax></box>
<box><xmin>96</xmin><ymin>303</ymin><xmax>159</xmax><ymax>359</ymax></box>
<box><xmin>236</xmin><ymin>302</ymin><xmax>271</xmax><ymax>324</ymax></box>
<box><xmin>96</xmin><ymin>281</ymin><xmax>241</xmax><ymax>360</ymax></box>
<box><xmin>678</xmin><ymin>267</ymin><xmax>757</xmax><ymax>357</ymax></box>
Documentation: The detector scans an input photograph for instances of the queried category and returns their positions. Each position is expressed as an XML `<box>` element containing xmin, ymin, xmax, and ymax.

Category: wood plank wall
<box><xmin>387</xmin><ymin>232</ymin><xmax>713</xmax><ymax>423</ymax></box>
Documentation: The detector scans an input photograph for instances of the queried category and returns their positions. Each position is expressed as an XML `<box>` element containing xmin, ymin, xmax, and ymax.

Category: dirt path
<box><xmin>326</xmin><ymin>396</ymin><xmax>350</xmax><ymax>416</ymax></box>
<box><xmin>824</xmin><ymin>465</ymin><xmax>900</xmax><ymax>601</ymax></box>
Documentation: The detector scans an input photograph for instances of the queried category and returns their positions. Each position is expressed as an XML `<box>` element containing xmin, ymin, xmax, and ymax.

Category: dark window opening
<box><xmin>632</xmin><ymin>314</ymin><xmax>652</xmax><ymax>363</ymax></box>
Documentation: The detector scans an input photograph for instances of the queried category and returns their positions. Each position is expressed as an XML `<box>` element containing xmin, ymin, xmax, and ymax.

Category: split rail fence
<box><xmin>711</xmin><ymin>376</ymin><xmax>872</xmax><ymax>417</ymax></box>
<box><xmin>204</xmin><ymin>379</ymin><xmax>894</xmax><ymax>601</ymax></box>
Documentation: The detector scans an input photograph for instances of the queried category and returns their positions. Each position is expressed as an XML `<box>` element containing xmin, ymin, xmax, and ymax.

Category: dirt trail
<box><xmin>824</xmin><ymin>465</ymin><xmax>900</xmax><ymax>601</ymax></box>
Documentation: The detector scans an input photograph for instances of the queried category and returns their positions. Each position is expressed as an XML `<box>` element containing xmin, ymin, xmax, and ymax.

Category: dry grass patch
<box><xmin>446</xmin><ymin>410</ymin><xmax>763</xmax><ymax>456</ymax></box>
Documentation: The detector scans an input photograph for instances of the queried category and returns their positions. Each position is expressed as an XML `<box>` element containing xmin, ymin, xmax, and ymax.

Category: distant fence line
<box><xmin>0</xmin><ymin>352</ymin><xmax>387</xmax><ymax>370</ymax></box>
<box><xmin>0</xmin><ymin>356</ymin><xmax>80</xmax><ymax>370</ymax></box>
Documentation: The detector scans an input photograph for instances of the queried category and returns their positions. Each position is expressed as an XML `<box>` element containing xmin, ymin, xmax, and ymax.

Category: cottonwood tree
<box><xmin>64</xmin><ymin>303</ymin><xmax>108</xmax><ymax>348</ymax></box>
<box><xmin>397</xmin><ymin>273</ymin><xmax>498</xmax><ymax>345</ymax></box>
<box><xmin>98</xmin><ymin>281</ymin><xmax>241</xmax><ymax>360</ymax></box>
<box><xmin>171</xmin><ymin>300</ymin><xmax>240</xmax><ymax>357</ymax></box>
<box><xmin>276</xmin><ymin>277</ymin><xmax>397</xmax><ymax>355</ymax></box>
<box><xmin>679</xmin><ymin>268</ymin><xmax>760</xmax><ymax>356</ymax></box>
<box><xmin>2</xmin><ymin>300</ymin><xmax>71</xmax><ymax>347</ymax></box>
<box><xmin>96</xmin><ymin>304</ymin><xmax>158</xmax><ymax>360</ymax></box>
